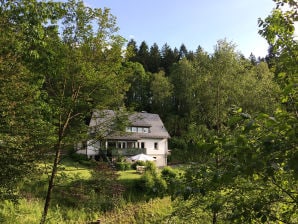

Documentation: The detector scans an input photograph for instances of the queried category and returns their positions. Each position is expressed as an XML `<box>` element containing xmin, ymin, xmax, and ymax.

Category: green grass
<box><xmin>1</xmin><ymin>158</ymin><xmax>175</xmax><ymax>223</ymax></box>
<box><xmin>98</xmin><ymin>197</ymin><xmax>173</xmax><ymax>224</ymax></box>
<box><xmin>0</xmin><ymin>198</ymin><xmax>99</xmax><ymax>224</ymax></box>
<box><xmin>118</xmin><ymin>170</ymin><xmax>142</xmax><ymax>182</ymax></box>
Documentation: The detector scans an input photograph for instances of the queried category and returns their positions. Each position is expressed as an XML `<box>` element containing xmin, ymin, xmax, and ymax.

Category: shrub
<box><xmin>153</xmin><ymin>176</ymin><xmax>167</xmax><ymax>197</ymax></box>
<box><xmin>69</xmin><ymin>152</ymin><xmax>88</xmax><ymax>162</ymax></box>
<box><xmin>161</xmin><ymin>166</ymin><xmax>177</xmax><ymax>180</ymax></box>
<box><xmin>161</xmin><ymin>167</ymin><xmax>183</xmax><ymax>195</ymax></box>
<box><xmin>115</xmin><ymin>162</ymin><xmax>131</xmax><ymax>171</ymax></box>
<box><xmin>144</xmin><ymin>161</ymin><xmax>157</xmax><ymax>175</ymax></box>
<box><xmin>135</xmin><ymin>171</ymin><xmax>168</xmax><ymax>198</ymax></box>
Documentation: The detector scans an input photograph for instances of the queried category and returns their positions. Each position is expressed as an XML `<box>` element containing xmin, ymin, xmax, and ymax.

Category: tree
<box><xmin>150</xmin><ymin>70</ymin><xmax>173</xmax><ymax>116</ymax></box>
<box><xmin>168</xmin><ymin>58</ymin><xmax>199</xmax><ymax>135</ymax></box>
<box><xmin>161</xmin><ymin>43</ymin><xmax>179</xmax><ymax>75</ymax></box>
<box><xmin>30</xmin><ymin>1</ymin><xmax>129</xmax><ymax>223</ymax></box>
<box><xmin>126</xmin><ymin>39</ymin><xmax>138</xmax><ymax>62</ymax></box>
<box><xmin>148</xmin><ymin>43</ymin><xmax>161</xmax><ymax>73</ymax></box>
<box><xmin>170</xmin><ymin>1</ymin><xmax>297</xmax><ymax>223</ymax></box>
<box><xmin>136</xmin><ymin>41</ymin><xmax>150</xmax><ymax>71</ymax></box>
<box><xmin>123</xmin><ymin>62</ymin><xmax>151</xmax><ymax>111</ymax></box>
<box><xmin>0</xmin><ymin>56</ymin><xmax>52</xmax><ymax>201</ymax></box>
<box><xmin>0</xmin><ymin>0</ymin><xmax>60</xmax><ymax>201</ymax></box>
<box><xmin>249</xmin><ymin>53</ymin><xmax>258</xmax><ymax>65</ymax></box>
<box><xmin>179</xmin><ymin>43</ymin><xmax>188</xmax><ymax>59</ymax></box>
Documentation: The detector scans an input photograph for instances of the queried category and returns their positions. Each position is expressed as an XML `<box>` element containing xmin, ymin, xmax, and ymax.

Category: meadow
<box><xmin>0</xmin><ymin>157</ymin><xmax>174</xmax><ymax>224</ymax></box>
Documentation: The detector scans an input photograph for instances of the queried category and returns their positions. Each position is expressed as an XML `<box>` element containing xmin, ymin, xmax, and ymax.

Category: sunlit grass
<box><xmin>98</xmin><ymin>197</ymin><xmax>173</xmax><ymax>224</ymax></box>
<box><xmin>118</xmin><ymin>169</ymin><xmax>142</xmax><ymax>180</ymax></box>
<box><xmin>0</xmin><ymin>198</ymin><xmax>99</xmax><ymax>224</ymax></box>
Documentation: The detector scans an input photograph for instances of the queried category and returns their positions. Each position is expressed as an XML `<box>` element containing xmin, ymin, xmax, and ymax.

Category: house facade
<box><xmin>77</xmin><ymin>110</ymin><xmax>170</xmax><ymax>167</ymax></box>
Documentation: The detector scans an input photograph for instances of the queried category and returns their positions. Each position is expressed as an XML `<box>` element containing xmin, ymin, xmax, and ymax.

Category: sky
<box><xmin>83</xmin><ymin>0</ymin><xmax>278</xmax><ymax>58</ymax></box>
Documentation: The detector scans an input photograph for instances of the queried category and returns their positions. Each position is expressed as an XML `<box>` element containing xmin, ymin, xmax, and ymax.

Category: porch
<box><xmin>103</xmin><ymin>140</ymin><xmax>147</xmax><ymax>156</ymax></box>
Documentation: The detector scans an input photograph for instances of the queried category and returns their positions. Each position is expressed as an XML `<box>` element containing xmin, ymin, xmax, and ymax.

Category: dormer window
<box><xmin>126</xmin><ymin>126</ymin><xmax>150</xmax><ymax>133</ymax></box>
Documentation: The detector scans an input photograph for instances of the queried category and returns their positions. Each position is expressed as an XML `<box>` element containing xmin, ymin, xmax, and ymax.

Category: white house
<box><xmin>77</xmin><ymin>110</ymin><xmax>170</xmax><ymax>167</ymax></box>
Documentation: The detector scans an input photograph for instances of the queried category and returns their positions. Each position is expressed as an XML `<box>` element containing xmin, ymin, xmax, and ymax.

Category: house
<box><xmin>77</xmin><ymin>110</ymin><xmax>170</xmax><ymax>167</ymax></box>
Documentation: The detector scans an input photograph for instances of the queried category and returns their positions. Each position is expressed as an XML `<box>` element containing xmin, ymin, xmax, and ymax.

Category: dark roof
<box><xmin>89</xmin><ymin>110</ymin><xmax>170</xmax><ymax>139</ymax></box>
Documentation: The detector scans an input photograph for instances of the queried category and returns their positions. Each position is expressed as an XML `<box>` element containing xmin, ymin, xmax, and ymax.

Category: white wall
<box><xmin>138</xmin><ymin>138</ymin><xmax>168</xmax><ymax>167</ymax></box>
<box><xmin>77</xmin><ymin>140</ymin><xmax>100</xmax><ymax>158</ymax></box>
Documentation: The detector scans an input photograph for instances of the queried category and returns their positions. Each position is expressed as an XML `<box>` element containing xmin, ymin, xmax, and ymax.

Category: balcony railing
<box><xmin>111</xmin><ymin>148</ymin><xmax>146</xmax><ymax>156</ymax></box>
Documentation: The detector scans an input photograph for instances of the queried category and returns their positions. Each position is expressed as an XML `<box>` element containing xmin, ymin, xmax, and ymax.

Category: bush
<box><xmin>143</xmin><ymin>173</ymin><xmax>155</xmax><ymax>190</ymax></box>
<box><xmin>144</xmin><ymin>161</ymin><xmax>157</xmax><ymax>175</ymax></box>
<box><xmin>161</xmin><ymin>166</ymin><xmax>177</xmax><ymax>180</ymax></box>
<box><xmin>153</xmin><ymin>176</ymin><xmax>167</xmax><ymax>197</ymax></box>
<box><xmin>135</xmin><ymin>171</ymin><xmax>167</xmax><ymax>198</ymax></box>
<box><xmin>161</xmin><ymin>166</ymin><xmax>183</xmax><ymax>195</ymax></box>
<box><xmin>115</xmin><ymin>162</ymin><xmax>131</xmax><ymax>171</ymax></box>
<box><xmin>69</xmin><ymin>153</ymin><xmax>88</xmax><ymax>162</ymax></box>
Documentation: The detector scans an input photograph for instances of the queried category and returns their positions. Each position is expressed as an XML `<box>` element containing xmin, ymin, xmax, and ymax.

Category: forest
<box><xmin>0</xmin><ymin>0</ymin><xmax>297</xmax><ymax>223</ymax></box>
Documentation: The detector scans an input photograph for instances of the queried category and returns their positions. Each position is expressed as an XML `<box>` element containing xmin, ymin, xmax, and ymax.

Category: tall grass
<box><xmin>1</xmin><ymin>159</ymin><xmax>178</xmax><ymax>223</ymax></box>
<box><xmin>0</xmin><ymin>199</ymin><xmax>99</xmax><ymax>224</ymax></box>
<box><xmin>0</xmin><ymin>197</ymin><xmax>172</xmax><ymax>224</ymax></box>
<box><xmin>98</xmin><ymin>197</ymin><xmax>173</xmax><ymax>224</ymax></box>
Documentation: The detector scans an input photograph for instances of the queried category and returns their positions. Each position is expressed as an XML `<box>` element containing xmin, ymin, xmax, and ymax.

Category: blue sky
<box><xmin>84</xmin><ymin>0</ymin><xmax>277</xmax><ymax>58</ymax></box>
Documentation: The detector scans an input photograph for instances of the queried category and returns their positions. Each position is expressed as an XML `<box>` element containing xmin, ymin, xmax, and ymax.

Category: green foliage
<box><xmin>136</xmin><ymin>172</ymin><xmax>167</xmax><ymax>198</ymax></box>
<box><xmin>167</xmin><ymin>12</ymin><xmax>298</xmax><ymax>218</ymax></box>
<box><xmin>123</xmin><ymin>61</ymin><xmax>151</xmax><ymax>111</ymax></box>
<box><xmin>1</xmin><ymin>1</ymin><xmax>130</xmax><ymax>222</ymax></box>
<box><xmin>131</xmin><ymin>160</ymin><xmax>146</xmax><ymax>169</ymax></box>
<box><xmin>161</xmin><ymin>166</ymin><xmax>177</xmax><ymax>180</ymax></box>
<box><xmin>134</xmin><ymin>162</ymin><xmax>167</xmax><ymax>198</ymax></box>
<box><xmin>1</xmin><ymin>0</ymin><xmax>296</xmax><ymax>222</ymax></box>
<box><xmin>170</xmin><ymin>100</ymin><xmax>298</xmax><ymax>222</ymax></box>
<box><xmin>144</xmin><ymin>161</ymin><xmax>158</xmax><ymax>175</ymax></box>
<box><xmin>115</xmin><ymin>161</ymin><xmax>131</xmax><ymax>171</ymax></box>
<box><xmin>69</xmin><ymin>152</ymin><xmax>88</xmax><ymax>162</ymax></box>
<box><xmin>0</xmin><ymin>35</ymin><xmax>53</xmax><ymax>201</ymax></box>
<box><xmin>150</xmin><ymin>70</ymin><xmax>173</xmax><ymax>115</ymax></box>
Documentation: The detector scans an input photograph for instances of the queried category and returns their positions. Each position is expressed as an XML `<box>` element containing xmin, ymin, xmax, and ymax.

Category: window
<box><xmin>141</xmin><ymin>142</ymin><xmax>145</xmax><ymax>149</ymax></box>
<box><xmin>143</xmin><ymin>128</ymin><xmax>149</xmax><ymax>133</ymax></box>
<box><xmin>127</xmin><ymin>142</ymin><xmax>134</xmax><ymax>148</ymax></box>
<box><xmin>132</xmin><ymin>127</ymin><xmax>137</xmax><ymax>132</ymax></box>
<box><xmin>154</xmin><ymin>142</ymin><xmax>158</xmax><ymax>150</ymax></box>
<box><xmin>137</xmin><ymin>127</ymin><xmax>143</xmax><ymax>133</ymax></box>
<box><xmin>126</xmin><ymin>127</ymin><xmax>132</xmax><ymax>132</ymax></box>
<box><xmin>117</xmin><ymin>142</ymin><xmax>126</xmax><ymax>149</ymax></box>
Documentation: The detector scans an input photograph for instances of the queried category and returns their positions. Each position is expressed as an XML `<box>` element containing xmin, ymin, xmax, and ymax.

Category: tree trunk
<box><xmin>212</xmin><ymin>211</ymin><xmax>217</xmax><ymax>224</ymax></box>
<box><xmin>40</xmin><ymin>143</ymin><xmax>61</xmax><ymax>224</ymax></box>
